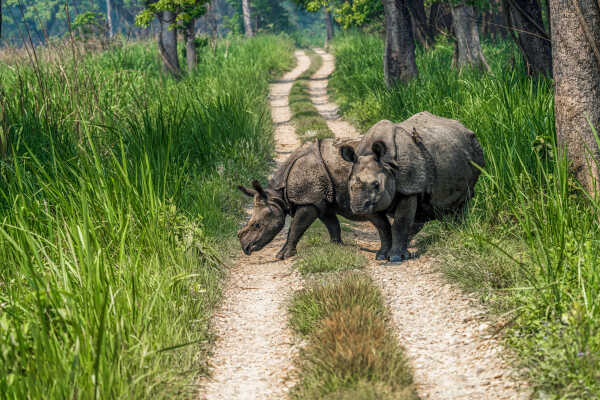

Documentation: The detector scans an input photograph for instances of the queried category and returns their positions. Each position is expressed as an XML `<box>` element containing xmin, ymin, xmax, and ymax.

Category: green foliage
<box><xmin>330</xmin><ymin>32</ymin><xmax>600</xmax><ymax>398</ymax></box>
<box><xmin>136</xmin><ymin>0</ymin><xmax>209</xmax><ymax>28</ymax></box>
<box><xmin>0</xmin><ymin>35</ymin><xmax>294</xmax><ymax>398</ymax></box>
<box><xmin>335</xmin><ymin>0</ymin><xmax>383</xmax><ymax>28</ymax></box>
<box><xmin>72</xmin><ymin>11</ymin><xmax>107</xmax><ymax>38</ymax></box>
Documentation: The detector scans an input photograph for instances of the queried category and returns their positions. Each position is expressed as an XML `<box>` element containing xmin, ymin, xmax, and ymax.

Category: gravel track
<box><xmin>309</xmin><ymin>47</ymin><xmax>530</xmax><ymax>400</ymax></box>
<box><xmin>197</xmin><ymin>50</ymin><xmax>310</xmax><ymax>400</ymax></box>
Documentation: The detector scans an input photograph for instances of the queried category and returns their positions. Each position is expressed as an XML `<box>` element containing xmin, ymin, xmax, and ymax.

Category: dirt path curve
<box><xmin>308</xmin><ymin>48</ymin><xmax>360</xmax><ymax>139</ymax></box>
<box><xmin>309</xmin><ymin>48</ymin><xmax>529</xmax><ymax>399</ymax></box>
<box><xmin>198</xmin><ymin>50</ymin><xmax>310</xmax><ymax>400</ymax></box>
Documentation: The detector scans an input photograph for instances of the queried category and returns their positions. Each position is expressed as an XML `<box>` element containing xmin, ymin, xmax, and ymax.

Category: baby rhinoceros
<box><xmin>237</xmin><ymin>138</ymin><xmax>394</xmax><ymax>260</ymax></box>
<box><xmin>340</xmin><ymin>112</ymin><xmax>485</xmax><ymax>262</ymax></box>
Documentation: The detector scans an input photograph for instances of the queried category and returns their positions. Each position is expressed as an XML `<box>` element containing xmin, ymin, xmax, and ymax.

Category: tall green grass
<box><xmin>0</xmin><ymin>35</ymin><xmax>293</xmax><ymax>398</ymax></box>
<box><xmin>331</xmin><ymin>32</ymin><xmax>600</xmax><ymax>397</ymax></box>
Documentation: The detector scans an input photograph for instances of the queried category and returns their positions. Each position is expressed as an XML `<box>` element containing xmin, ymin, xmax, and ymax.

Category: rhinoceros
<box><xmin>237</xmin><ymin>138</ymin><xmax>394</xmax><ymax>260</ymax></box>
<box><xmin>340</xmin><ymin>112</ymin><xmax>485</xmax><ymax>262</ymax></box>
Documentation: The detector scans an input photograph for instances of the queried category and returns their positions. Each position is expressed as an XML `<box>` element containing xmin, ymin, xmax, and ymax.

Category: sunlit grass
<box><xmin>0</xmin><ymin>35</ymin><xmax>294</xmax><ymax>398</ymax></box>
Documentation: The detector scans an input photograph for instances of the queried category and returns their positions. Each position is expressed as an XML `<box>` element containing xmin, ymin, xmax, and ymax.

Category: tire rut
<box><xmin>198</xmin><ymin>50</ymin><xmax>310</xmax><ymax>400</ymax></box>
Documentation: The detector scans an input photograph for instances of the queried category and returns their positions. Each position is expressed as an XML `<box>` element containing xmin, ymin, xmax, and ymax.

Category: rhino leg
<box><xmin>368</xmin><ymin>212</ymin><xmax>392</xmax><ymax>260</ymax></box>
<box><xmin>389</xmin><ymin>195</ymin><xmax>418</xmax><ymax>263</ymax></box>
<box><xmin>319</xmin><ymin>212</ymin><xmax>342</xmax><ymax>244</ymax></box>
<box><xmin>276</xmin><ymin>205</ymin><xmax>319</xmax><ymax>260</ymax></box>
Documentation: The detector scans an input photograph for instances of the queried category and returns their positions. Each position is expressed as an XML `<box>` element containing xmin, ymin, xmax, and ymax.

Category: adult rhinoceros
<box><xmin>238</xmin><ymin>138</ymin><xmax>394</xmax><ymax>260</ymax></box>
<box><xmin>340</xmin><ymin>112</ymin><xmax>485</xmax><ymax>262</ymax></box>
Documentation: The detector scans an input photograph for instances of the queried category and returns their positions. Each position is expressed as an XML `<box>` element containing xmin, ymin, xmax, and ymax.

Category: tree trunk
<box><xmin>381</xmin><ymin>0</ymin><xmax>418</xmax><ymax>86</ymax></box>
<box><xmin>451</xmin><ymin>4</ymin><xmax>490</xmax><ymax>70</ymax></box>
<box><xmin>106</xmin><ymin>0</ymin><xmax>113</xmax><ymax>38</ymax></box>
<box><xmin>325</xmin><ymin>9</ymin><xmax>334</xmax><ymax>45</ymax></box>
<box><xmin>550</xmin><ymin>0</ymin><xmax>600</xmax><ymax>193</ymax></box>
<box><xmin>157</xmin><ymin>11</ymin><xmax>181</xmax><ymax>77</ymax></box>
<box><xmin>504</xmin><ymin>0</ymin><xmax>552</xmax><ymax>75</ymax></box>
<box><xmin>407</xmin><ymin>0</ymin><xmax>434</xmax><ymax>47</ymax></box>
<box><xmin>184</xmin><ymin>22</ymin><xmax>197</xmax><ymax>72</ymax></box>
<box><xmin>242</xmin><ymin>0</ymin><xmax>253</xmax><ymax>37</ymax></box>
<box><xmin>429</xmin><ymin>2</ymin><xmax>453</xmax><ymax>34</ymax></box>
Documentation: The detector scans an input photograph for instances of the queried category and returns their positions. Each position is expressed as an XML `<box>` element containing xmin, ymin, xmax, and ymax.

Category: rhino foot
<box><xmin>375</xmin><ymin>249</ymin><xmax>389</xmax><ymax>261</ymax></box>
<box><xmin>388</xmin><ymin>249</ymin><xmax>411</xmax><ymax>263</ymax></box>
<box><xmin>276</xmin><ymin>247</ymin><xmax>297</xmax><ymax>260</ymax></box>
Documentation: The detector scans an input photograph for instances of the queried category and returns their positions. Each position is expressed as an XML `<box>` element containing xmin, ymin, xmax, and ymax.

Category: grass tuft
<box><xmin>289</xmin><ymin>273</ymin><xmax>418</xmax><ymax>399</ymax></box>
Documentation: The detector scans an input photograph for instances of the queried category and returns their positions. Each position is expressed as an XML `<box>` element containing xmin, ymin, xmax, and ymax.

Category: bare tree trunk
<box><xmin>242</xmin><ymin>0</ymin><xmax>253</xmax><ymax>37</ymax></box>
<box><xmin>503</xmin><ymin>0</ymin><xmax>552</xmax><ymax>75</ymax></box>
<box><xmin>381</xmin><ymin>0</ymin><xmax>418</xmax><ymax>86</ymax></box>
<box><xmin>451</xmin><ymin>3</ymin><xmax>490</xmax><ymax>70</ymax></box>
<box><xmin>550</xmin><ymin>0</ymin><xmax>600</xmax><ymax>193</ymax></box>
<box><xmin>429</xmin><ymin>2</ymin><xmax>453</xmax><ymax>34</ymax></box>
<box><xmin>491</xmin><ymin>0</ymin><xmax>507</xmax><ymax>39</ymax></box>
<box><xmin>325</xmin><ymin>9</ymin><xmax>334</xmax><ymax>45</ymax></box>
<box><xmin>106</xmin><ymin>0</ymin><xmax>114</xmax><ymax>38</ymax></box>
<box><xmin>158</xmin><ymin>11</ymin><xmax>181</xmax><ymax>77</ymax></box>
<box><xmin>407</xmin><ymin>0</ymin><xmax>434</xmax><ymax>47</ymax></box>
<box><xmin>184</xmin><ymin>22</ymin><xmax>197</xmax><ymax>72</ymax></box>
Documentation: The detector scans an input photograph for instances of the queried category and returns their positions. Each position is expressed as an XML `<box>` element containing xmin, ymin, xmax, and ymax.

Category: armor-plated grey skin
<box><xmin>238</xmin><ymin>138</ymin><xmax>393</xmax><ymax>260</ymax></box>
<box><xmin>341</xmin><ymin>112</ymin><xmax>485</xmax><ymax>262</ymax></box>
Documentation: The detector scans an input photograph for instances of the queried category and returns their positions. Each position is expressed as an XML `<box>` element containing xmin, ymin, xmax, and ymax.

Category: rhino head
<box><xmin>340</xmin><ymin>141</ymin><xmax>396</xmax><ymax>215</ymax></box>
<box><xmin>237</xmin><ymin>180</ymin><xmax>286</xmax><ymax>255</ymax></box>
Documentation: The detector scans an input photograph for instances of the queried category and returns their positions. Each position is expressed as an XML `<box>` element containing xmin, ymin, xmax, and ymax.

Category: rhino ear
<box><xmin>251</xmin><ymin>179</ymin><xmax>267</xmax><ymax>199</ymax></box>
<box><xmin>372</xmin><ymin>141</ymin><xmax>387</xmax><ymax>161</ymax></box>
<box><xmin>340</xmin><ymin>145</ymin><xmax>357</xmax><ymax>163</ymax></box>
<box><xmin>238</xmin><ymin>185</ymin><xmax>256</xmax><ymax>197</ymax></box>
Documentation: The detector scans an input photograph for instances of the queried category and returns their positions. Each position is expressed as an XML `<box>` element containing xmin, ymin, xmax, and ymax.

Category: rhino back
<box><xmin>398</xmin><ymin>112</ymin><xmax>484</xmax><ymax>210</ymax></box>
<box><xmin>285</xmin><ymin>142</ymin><xmax>334</xmax><ymax>207</ymax></box>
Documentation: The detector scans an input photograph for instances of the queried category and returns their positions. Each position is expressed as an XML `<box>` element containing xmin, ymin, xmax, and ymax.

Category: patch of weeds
<box><xmin>289</xmin><ymin>50</ymin><xmax>334</xmax><ymax>141</ymax></box>
<box><xmin>288</xmin><ymin>273</ymin><xmax>418</xmax><ymax>399</ymax></box>
<box><xmin>289</xmin><ymin>273</ymin><xmax>384</xmax><ymax>335</ymax></box>
<box><xmin>296</xmin><ymin>242</ymin><xmax>367</xmax><ymax>274</ymax></box>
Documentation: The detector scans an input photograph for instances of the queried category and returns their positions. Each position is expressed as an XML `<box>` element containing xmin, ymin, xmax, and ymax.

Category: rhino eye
<box><xmin>372</xmin><ymin>181</ymin><xmax>380</xmax><ymax>190</ymax></box>
<box><xmin>253</xmin><ymin>223</ymin><xmax>261</xmax><ymax>229</ymax></box>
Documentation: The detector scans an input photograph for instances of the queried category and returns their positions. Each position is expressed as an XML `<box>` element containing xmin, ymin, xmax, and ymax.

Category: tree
<box><xmin>106</xmin><ymin>0</ymin><xmax>114</xmax><ymax>37</ymax></box>
<box><xmin>407</xmin><ymin>0</ymin><xmax>434</xmax><ymax>47</ymax></box>
<box><xmin>450</xmin><ymin>2</ymin><xmax>489</xmax><ymax>70</ymax></box>
<box><xmin>503</xmin><ymin>0</ymin><xmax>551</xmax><ymax>75</ymax></box>
<box><xmin>137</xmin><ymin>0</ymin><xmax>209</xmax><ymax>75</ymax></box>
<box><xmin>157</xmin><ymin>10</ymin><xmax>181</xmax><ymax>75</ymax></box>
<box><xmin>324</xmin><ymin>7</ymin><xmax>333</xmax><ymax>42</ymax></box>
<box><xmin>242</xmin><ymin>0</ymin><xmax>252</xmax><ymax>36</ymax></box>
<box><xmin>549</xmin><ymin>0</ymin><xmax>600</xmax><ymax>193</ymax></box>
<box><xmin>381</xmin><ymin>0</ymin><xmax>418</xmax><ymax>86</ymax></box>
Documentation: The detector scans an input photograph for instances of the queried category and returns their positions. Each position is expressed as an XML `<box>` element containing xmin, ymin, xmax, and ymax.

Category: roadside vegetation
<box><xmin>288</xmin><ymin>225</ymin><xmax>418</xmax><ymax>399</ymax></box>
<box><xmin>0</xmin><ymin>35</ymin><xmax>293</xmax><ymax>399</ymax></box>
<box><xmin>289</xmin><ymin>50</ymin><xmax>334</xmax><ymax>142</ymax></box>
<box><xmin>331</xmin><ymin>32</ymin><xmax>599</xmax><ymax>397</ymax></box>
